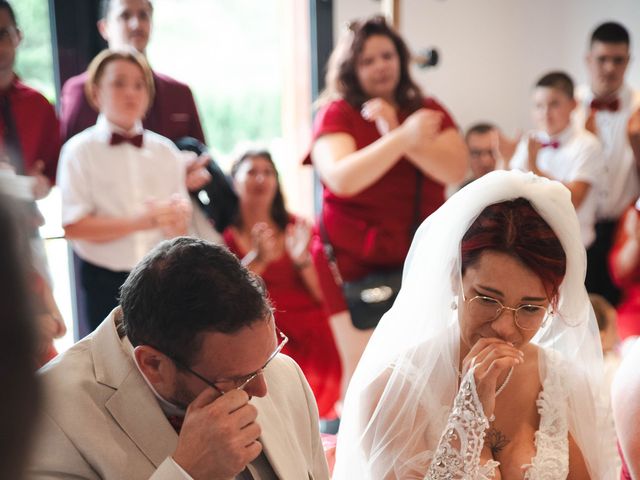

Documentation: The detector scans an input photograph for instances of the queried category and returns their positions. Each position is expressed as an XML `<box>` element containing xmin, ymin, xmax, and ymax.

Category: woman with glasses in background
<box><xmin>333</xmin><ymin>171</ymin><xmax>617</xmax><ymax>479</ymax></box>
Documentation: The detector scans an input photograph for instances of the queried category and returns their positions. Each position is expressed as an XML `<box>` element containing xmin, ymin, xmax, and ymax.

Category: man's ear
<box><xmin>134</xmin><ymin>345</ymin><xmax>173</xmax><ymax>385</ymax></box>
<box><xmin>97</xmin><ymin>18</ymin><xmax>109</xmax><ymax>42</ymax></box>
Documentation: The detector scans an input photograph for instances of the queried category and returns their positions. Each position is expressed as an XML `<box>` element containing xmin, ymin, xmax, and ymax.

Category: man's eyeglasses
<box><xmin>157</xmin><ymin>327</ymin><xmax>288</xmax><ymax>395</ymax></box>
<box><xmin>461</xmin><ymin>289</ymin><xmax>549</xmax><ymax>331</ymax></box>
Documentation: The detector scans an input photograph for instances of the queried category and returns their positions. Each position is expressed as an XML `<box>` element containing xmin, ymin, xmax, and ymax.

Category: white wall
<box><xmin>334</xmin><ymin>0</ymin><xmax>640</xmax><ymax>135</ymax></box>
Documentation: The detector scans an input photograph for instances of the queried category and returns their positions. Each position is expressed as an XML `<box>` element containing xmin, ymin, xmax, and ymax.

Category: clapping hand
<box><xmin>250</xmin><ymin>222</ymin><xmax>279</xmax><ymax>265</ymax></box>
<box><xmin>585</xmin><ymin>108</ymin><xmax>598</xmax><ymax>136</ymax></box>
<box><xmin>361</xmin><ymin>98</ymin><xmax>400</xmax><ymax>135</ymax></box>
<box><xmin>526</xmin><ymin>134</ymin><xmax>543</xmax><ymax>172</ymax></box>
<box><xmin>494</xmin><ymin>130</ymin><xmax>521</xmax><ymax>168</ymax></box>
<box><xmin>627</xmin><ymin>107</ymin><xmax>640</xmax><ymax>144</ymax></box>
<box><xmin>285</xmin><ymin>221</ymin><xmax>312</xmax><ymax>267</ymax></box>
<box><xmin>143</xmin><ymin>194</ymin><xmax>192</xmax><ymax>237</ymax></box>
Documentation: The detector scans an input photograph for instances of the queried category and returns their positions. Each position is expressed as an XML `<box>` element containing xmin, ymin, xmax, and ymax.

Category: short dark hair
<box><xmin>0</xmin><ymin>1</ymin><xmax>17</xmax><ymax>26</ymax></box>
<box><xmin>318</xmin><ymin>15</ymin><xmax>424</xmax><ymax>113</ymax></box>
<box><xmin>535</xmin><ymin>71</ymin><xmax>574</xmax><ymax>99</ymax></box>
<box><xmin>230</xmin><ymin>149</ymin><xmax>289</xmax><ymax>232</ymax></box>
<box><xmin>99</xmin><ymin>0</ymin><xmax>153</xmax><ymax>20</ymax></box>
<box><xmin>590</xmin><ymin>21</ymin><xmax>630</xmax><ymax>47</ymax></box>
<box><xmin>465</xmin><ymin>122</ymin><xmax>496</xmax><ymax>141</ymax></box>
<box><xmin>120</xmin><ymin>237</ymin><xmax>272</xmax><ymax>366</ymax></box>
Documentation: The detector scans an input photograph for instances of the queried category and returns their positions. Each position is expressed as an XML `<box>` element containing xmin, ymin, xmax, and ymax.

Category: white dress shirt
<box><xmin>510</xmin><ymin>124</ymin><xmax>604</xmax><ymax>248</ymax></box>
<box><xmin>574</xmin><ymin>84</ymin><xmax>640</xmax><ymax>221</ymax></box>
<box><xmin>57</xmin><ymin>115</ymin><xmax>189</xmax><ymax>271</ymax></box>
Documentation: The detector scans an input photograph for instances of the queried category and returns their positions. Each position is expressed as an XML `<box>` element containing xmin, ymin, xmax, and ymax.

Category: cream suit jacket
<box><xmin>28</xmin><ymin>310</ymin><xmax>330</xmax><ymax>479</ymax></box>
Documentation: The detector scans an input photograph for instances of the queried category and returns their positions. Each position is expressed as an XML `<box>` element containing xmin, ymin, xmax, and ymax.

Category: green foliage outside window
<box><xmin>13</xmin><ymin>0</ymin><xmax>56</xmax><ymax>102</ymax></box>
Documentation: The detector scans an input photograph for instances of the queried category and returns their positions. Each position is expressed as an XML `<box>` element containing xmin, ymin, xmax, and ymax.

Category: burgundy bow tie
<box><xmin>110</xmin><ymin>132</ymin><xmax>143</xmax><ymax>148</ymax></box>
<box><xmin>166</xmin><ymin>415</ymin><xmax>184</xmax><ymax>434</ymax></box>
<box><xmin>540</xmin><ymin>140</ymin><xmax>560</xmax><ymax>149</ymax></box>
<box><xmin>590</xmin><ymin>97</ymin><xmax>620</xmax><ymax>112</ymax></box>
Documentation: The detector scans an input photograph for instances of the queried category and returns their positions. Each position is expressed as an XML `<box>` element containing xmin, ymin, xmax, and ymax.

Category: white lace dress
<box><xmin>426</xmin><ymin>349</ymin><xmax>569</xmax><ymax>480</ymax></box>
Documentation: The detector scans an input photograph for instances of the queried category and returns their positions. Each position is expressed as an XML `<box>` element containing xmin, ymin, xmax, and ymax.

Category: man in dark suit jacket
<box><xmin>59</xmin><ymin>0</ymin><xmax>206</xmax><ymax>147</ymax></box>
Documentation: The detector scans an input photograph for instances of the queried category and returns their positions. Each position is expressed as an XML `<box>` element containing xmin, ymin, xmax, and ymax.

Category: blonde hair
<box><xmin>84</xmin><ymin>48</ymin><xmax>155</xmax><ymax>111</ymax></box>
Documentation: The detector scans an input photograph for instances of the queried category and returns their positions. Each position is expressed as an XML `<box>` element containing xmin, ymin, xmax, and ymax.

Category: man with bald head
<box><xmin>60</xmin><ymin>0</ymin><xmax>205</xmax><ymax>146</ymax></box>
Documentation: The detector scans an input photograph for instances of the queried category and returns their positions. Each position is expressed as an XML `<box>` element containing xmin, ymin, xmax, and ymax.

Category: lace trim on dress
<box><xmin>522</xmin><ymin>351</ymin><xmax>569</xmax><ymax>479</ymax></box>
<box><xmin>426</xmin><ymin>368</ymin><xmax>498</xmax><ymax>479</ymax></box>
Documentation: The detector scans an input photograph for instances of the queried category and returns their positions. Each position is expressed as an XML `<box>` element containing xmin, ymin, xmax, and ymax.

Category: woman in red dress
<box><xmin>224</xmin><ymin>150</ymin><xmax>341</xmax><ymax>418</ymax></box>
<box><xmin>306</xmin><ymin>16</ymin><xmax>467</xmax><ymax>394</ymax></box>
<box><xmin>609</xmin><ymin>202</ymin><xmax>640</xmax><ymax>339</ymax></box>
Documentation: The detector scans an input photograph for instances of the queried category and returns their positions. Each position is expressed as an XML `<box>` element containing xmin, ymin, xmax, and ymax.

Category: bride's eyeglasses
<box><xmin>462</xmin><ymin>291</ymin><xmax>549</xmax><ymax>331</ymax></box>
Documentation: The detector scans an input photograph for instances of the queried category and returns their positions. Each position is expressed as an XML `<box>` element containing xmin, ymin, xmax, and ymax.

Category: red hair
<box><xmin>461</xmin><ymin>198</ymin><xmax>566</xmax><ymax>302</ymax></box>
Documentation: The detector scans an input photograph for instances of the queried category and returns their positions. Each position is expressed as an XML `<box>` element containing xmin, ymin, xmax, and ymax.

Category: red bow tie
<box><xmin>110</xmin><ymin>132</ymin><xmax>143</xmax><ymax>148</ymax></box>
<box><xmin>590</xmin><ymin>98</ymin><xmax>620</xmax><ymax>112</ymax></box>
<box><xmin>540</xmin><ymin>140</ymin><xmax>560</xmax><ymax>149</ymax></box>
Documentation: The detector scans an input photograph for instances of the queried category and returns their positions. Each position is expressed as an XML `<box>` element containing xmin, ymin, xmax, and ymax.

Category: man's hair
<box><xmin>590</xmin><ymin>21</ymin><xmax>630</xmax><ymax>47</ymax></box>
<box><xmin>99</xmin><ymin>0</ymin><xmax>153</xmax><ymax>20</ymax></box>
<box><xmin>465</xmin><ymin>122</ymin><xmax>496</xmax><ymax>141</ymax></box>
<box><xmin>120</xmin><ymin>237</ymin><xmax>272</xmax><ymax>366</ymax></box>
<box><xmin>535</xmin><ymin>71</ymin><xmax>574</xmax><ymax>99</ymax></box>
<box><xmin>85</xmin><ymin>48</ymin><xmax>155</xmax><ymax>110</ymax></box>
<box><xmin>0</xmin><ymin>1</ymin><xmax>17</xmax><ymax>26</ymax></box>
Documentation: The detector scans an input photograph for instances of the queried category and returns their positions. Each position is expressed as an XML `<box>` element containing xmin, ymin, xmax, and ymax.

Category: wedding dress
<box><xmin>332</xmin><ymin>171</ymin><xmax>617</xmax><ymax>479</ymax></box>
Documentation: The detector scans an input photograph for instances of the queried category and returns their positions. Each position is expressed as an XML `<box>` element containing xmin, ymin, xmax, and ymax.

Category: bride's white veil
<box><xmin>333</xmin><ymin>170</ymin><xmax>615</xmax><ymax>479</ymax></box>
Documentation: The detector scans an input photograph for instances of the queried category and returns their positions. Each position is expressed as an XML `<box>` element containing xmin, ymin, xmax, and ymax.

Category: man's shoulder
<box><xmin>154</xmin><ymin>71</ymin><xmax>194</xmax><ymax>94</ymax></box>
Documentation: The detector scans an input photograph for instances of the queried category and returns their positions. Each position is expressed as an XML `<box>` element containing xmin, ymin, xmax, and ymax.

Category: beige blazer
<box><xmin>28</xmin><ymin>310</ymin><xmax>330</xmax><ymax>480</ymax></box>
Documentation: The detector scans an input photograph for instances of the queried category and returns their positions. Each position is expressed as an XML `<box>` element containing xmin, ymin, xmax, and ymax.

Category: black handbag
<box><xmin>319</xmin><ymin>171</ymin><xmax>422</xmax><ymax>330</ymax></box>
<box><xmin>342</xmin><ymin>269</ymin><xmax>403</xmax><ymax>329</ymax></box>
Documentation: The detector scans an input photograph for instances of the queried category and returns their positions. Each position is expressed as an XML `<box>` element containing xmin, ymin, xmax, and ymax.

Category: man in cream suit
<box><xmin>28</xmin><ymin>237</ymin><xmax>330</xmax><ymax>479</ymax></box>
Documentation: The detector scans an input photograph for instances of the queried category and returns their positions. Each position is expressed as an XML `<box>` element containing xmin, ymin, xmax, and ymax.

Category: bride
<box><xmin>333</xmin><ymin>170</ymin><xmax>616</xmax><ymax>479</ymax></box>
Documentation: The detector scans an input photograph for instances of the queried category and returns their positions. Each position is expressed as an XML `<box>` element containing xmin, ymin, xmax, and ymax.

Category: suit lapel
<box><xmin>93</xmin><ymin>309</ymin><xmax>178</xmax><ymax>469</ymax></box>
<box><xmin>105</xmin><ymin>367</ymin><xmax>178</xmax><ymax>468</ymax></box>
<box><xmin>253</xmin><ymin>393</ymin><xmax>308</xmax><ymax>479</ymax></box>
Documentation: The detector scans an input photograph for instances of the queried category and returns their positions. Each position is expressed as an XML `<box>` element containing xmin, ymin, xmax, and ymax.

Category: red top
<box><xmin>307</xmin><ymin>97</ymin><xmax>457</xmax><ymax>313</ymax></box>
<box><xmin>609</xmin><ymin>206</ymin><xmax>640</xmax><ymax>339</ymax></box>
<box><xmin>0</xmin><ymin>77</ymin><xmax>60</xmax><ymax>182</ymax></box>
<box><xmin>223</xmin><ymin>219</ymin><xmax>341</xmax><ymax>417</ymax></box>
<box><xmin>59</xmin><ymin>70</ymin><xmax>205</xmax><ymax>144</ymax></box>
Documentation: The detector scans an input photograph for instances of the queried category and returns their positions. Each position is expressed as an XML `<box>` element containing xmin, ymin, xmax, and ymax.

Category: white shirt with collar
<box><xmin>574</xmin><ymin>83</ymin><xmax>640</xmax><ymax>221</ymax></box>
<box><xmin>510</xmin><ymin>124</ymin><xmax>604</xmax><ymax>248</ymax></box>
<box><xmin>57</xmin><ymin>115</ymin><xmax>189</xmax><ymax>271</ymax></box>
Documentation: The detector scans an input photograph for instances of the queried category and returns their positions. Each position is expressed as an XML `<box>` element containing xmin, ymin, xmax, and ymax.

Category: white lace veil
<box><xmin>333</xmin><ymin>170</ymin><xmax>615</xmax><ymax>479</ymax></box>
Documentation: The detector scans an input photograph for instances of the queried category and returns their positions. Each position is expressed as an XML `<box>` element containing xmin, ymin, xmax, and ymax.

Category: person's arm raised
<box><xmin>403</xmin><ymin>110</ymin><xmax>468</xmax><ymax>185</ymax></box>
<box><xmin>312</xmin><ymin>126</ymin><xmax>410</xmax><ymax>197</ymax></box>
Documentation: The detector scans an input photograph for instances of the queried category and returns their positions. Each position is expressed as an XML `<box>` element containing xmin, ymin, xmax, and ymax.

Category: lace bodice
<box><xmin>427</xmin><ymin>349</ymin><xmax>569</xmax><ymax>479</ymax></box>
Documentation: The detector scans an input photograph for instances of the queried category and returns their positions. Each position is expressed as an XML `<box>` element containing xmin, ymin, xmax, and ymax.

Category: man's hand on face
<box><xmin>172</xmin><ymin>388</ymin><xmax>262</xmax><ymax>480</ymax></box>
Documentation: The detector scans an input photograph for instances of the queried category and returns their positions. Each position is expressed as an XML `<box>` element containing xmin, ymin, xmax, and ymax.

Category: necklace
<box><xmin>495</xmin><ymin>366</ymin><xmax>514</xmax><ymax>397</ymax></box>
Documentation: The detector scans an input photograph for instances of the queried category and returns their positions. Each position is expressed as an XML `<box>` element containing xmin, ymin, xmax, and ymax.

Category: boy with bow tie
<box><xmin>510</xmin><ymin>71</ymin><xmax>603</xmax><ymax>249</ymax></box>
<box><xmin>57</xmin><ymin>48</ymin><xmax>191</xmax><ymax>332</ymax></box>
